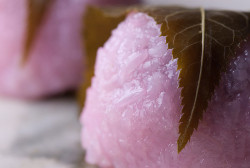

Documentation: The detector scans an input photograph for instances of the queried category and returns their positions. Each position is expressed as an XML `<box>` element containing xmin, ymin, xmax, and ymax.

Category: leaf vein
<box><xmin>173</xmin><ymin>23</ymin><xmax>201</xmax><ymax>45</ymax></box>
<box><xmin>180</xmin><ymin>8</ymin><xmax>205</xmax><ymax>151</ymax></box>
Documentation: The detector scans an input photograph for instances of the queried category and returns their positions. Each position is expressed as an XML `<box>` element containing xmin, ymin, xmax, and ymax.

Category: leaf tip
<box><xmin>177</xmin><ymin>133</ymin><xmax>189</xmax><ymax>153</ymax></box>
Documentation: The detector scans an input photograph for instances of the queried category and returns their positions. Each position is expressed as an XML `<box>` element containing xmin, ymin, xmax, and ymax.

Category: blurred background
<box><xmin>0</xmin><ymin>0</ymin><xmax>249</xmax><ymax>168</ymax></box>
<box><xmin>145</xmin><ymin>0</ymin><xmax>250</xmax><ymax>11</ymax></box>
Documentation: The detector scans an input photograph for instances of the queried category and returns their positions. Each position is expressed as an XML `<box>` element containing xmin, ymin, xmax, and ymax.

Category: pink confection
<box><xmin>0</xmin><ymin>0</ymin><xmax>139</xmax><ymax>99</ymax></box>
<box><xmin>81</xmin><ymin>12</ymin><xmax>250</xmax><ymax>168</ymax></box>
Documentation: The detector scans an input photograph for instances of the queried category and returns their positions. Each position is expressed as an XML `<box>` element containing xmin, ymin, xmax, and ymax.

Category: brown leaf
<box><xmin>78</xmin><ymin>6</ymin><xmax>128</xmax><ymax>109</ymax></box>
<box><xmin>144</xmin><ymin>8</ymin><xmax>250</xmax><ymax>152</ymax></box>
<box><xmin>23</xmin><ymin>0</ymin><xmax>54</xmax><ymax>64</ymax></box>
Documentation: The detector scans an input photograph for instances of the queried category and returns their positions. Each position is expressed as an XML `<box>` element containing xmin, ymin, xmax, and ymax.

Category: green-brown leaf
<box><xmin>144</xmin><ymin>8</ymin><xmax>250</xmax><ymax>152</ymax></box>
<box><xmin>80</xmin><ymin>6</ymin><xmax>250</xmax><ymax>152</ymax></box>
<box><xmin>78</xmin><ymin>6</ymin><xmax>127</xmax><ymax>109</ymax></box>
<box><xmin>23</xmin><ymin>0</ymin><xmax>54</xmax><ymax>63</ymax></box>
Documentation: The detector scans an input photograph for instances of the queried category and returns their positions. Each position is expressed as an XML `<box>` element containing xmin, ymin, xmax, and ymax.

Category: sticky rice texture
<box><xmin>0</xmin><ymin>0</ymin><xmax>138</xmax><ymax>99</ymax></box>
<box><xmin>81</xmin><ymin>12</ymin><xmax>250</xmax><ymax>168</ymax></box>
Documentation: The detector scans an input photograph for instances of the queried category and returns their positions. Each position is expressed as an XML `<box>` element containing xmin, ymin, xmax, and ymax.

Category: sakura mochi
<box><xmin>0</xmin><ymin>0</ymin><xmax>139</xmax><ymax>99</ymax></box>
<box><xmin>81</xmin><ymin>12</ymin><xmax>250</xmax><ymax>168</ymax></box>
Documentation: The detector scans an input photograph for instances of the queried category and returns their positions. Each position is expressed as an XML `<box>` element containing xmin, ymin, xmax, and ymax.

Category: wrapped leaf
<box><xmin>23</xmin><ymin>0</ymin><xmax>54</xmax><ymax>63</ymax></box>
<box><xmin>145</xmin><ymin>7</ymin><xmax>250</xmax><ymax>152</ymax></box>
<box><xmin>80</xmin><ymin>6</ymin><xmax>250</xmax><ymax>152</ymax></box>
<box><xmin>78</xmin><ymin>6</ymin><xmax>127</xmax><ymax>108</ymax></box>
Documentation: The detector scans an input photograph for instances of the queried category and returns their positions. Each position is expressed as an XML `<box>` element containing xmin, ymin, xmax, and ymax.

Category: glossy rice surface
<box><xmin>81</xmin><ymin>12</ymin><xmax>250</xmax><ymax>168</ymax></box>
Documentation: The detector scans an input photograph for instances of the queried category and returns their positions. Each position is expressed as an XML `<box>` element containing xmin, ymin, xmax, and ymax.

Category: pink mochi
<box><xmin>81</xmin><ymin>12</ymin><xmax>250</xmax><ymax>168</ymax></box>
<box><xmin>0</xmin><ymin>0</ymin><xmax>139</xmax><ymax>99</ymax></box>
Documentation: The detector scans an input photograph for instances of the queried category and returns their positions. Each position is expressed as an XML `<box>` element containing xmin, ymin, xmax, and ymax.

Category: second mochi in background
<box><xmin>0</xmin><ymin>0</ymin><xmax>139</xmax><ymax>99</ymax></box>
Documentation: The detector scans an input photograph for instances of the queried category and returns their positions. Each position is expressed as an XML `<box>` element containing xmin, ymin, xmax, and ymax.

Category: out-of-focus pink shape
<box><xmin>0</xmin><ymin>0</ymin><xmax>139</xmax><ymax>99</ymax></box>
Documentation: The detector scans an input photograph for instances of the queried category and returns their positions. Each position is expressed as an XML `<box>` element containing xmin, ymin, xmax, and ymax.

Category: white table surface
<box><xmin>0</xmin><ymin>96</ymin><xmax>96</xmax><ymax>168</ymax></box>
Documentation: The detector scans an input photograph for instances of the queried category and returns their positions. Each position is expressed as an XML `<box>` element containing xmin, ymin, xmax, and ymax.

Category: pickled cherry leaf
<box><xmin>78</xmin><ymin>6</ymin><xmax>127</xmax><ymax>108</ymax></box>
<box><xmin>23</xmin><ymin>0</ymin><xmax>54</xmax><ymax>63</ymax></box>
<box><xmin>143</xmin><ymin>7</ymin><xmax>250</xmax><ymax>152</ymax></box>
<box><xmin>81</xmin><ymin>6</ymin><xmax>250</xmax><ymax>152</ymax></box>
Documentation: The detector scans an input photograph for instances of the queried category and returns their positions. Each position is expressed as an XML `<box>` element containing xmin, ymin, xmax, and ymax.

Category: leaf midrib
<box><xmin>178</xmin><ymin>7</ymin><xmax>205</xmax><ymax>152</ymax></box>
